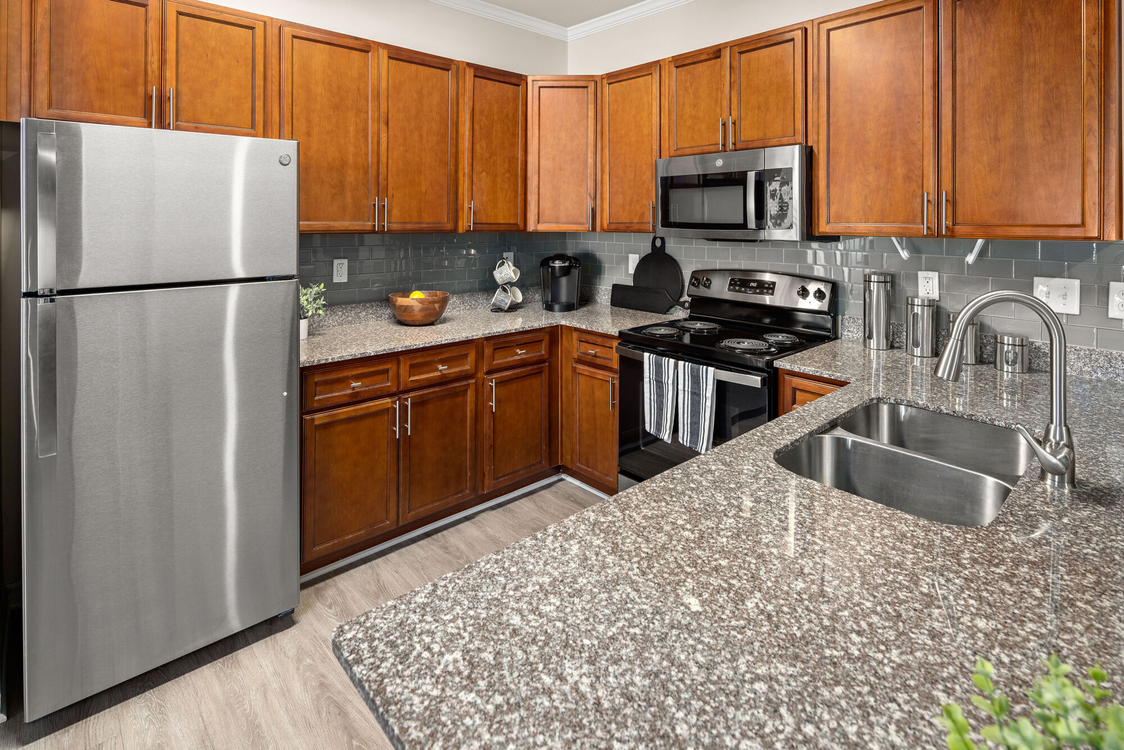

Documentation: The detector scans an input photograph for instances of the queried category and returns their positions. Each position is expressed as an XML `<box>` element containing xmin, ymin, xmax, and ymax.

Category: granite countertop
<box><xmin>299</xmin><ymin>291</ymin><xmax>683</xmax><ymax>368</ymax></box>
<box><xmin>332</xmin><ymin>340</ymin><xmax>1124</xmax><ymax>749</ymax></box>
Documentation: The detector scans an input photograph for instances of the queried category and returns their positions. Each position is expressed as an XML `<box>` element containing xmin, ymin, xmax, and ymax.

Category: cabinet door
<box><xmin>280</xmin><ymin>24</ymin><xmax>378</xmax><ymax>233</ymax></box>
<box><xmin>600</xmin><ymin>62</ymin><xmax>660</xmax><ymax>233</ymax></box>
<box><xmin>400</xmin><ymin>380</ymin><xmax>477</xmax><ymax>525</ymax></box>
<box><xmin>527</xmin><ymin>76</ymin><xmax>598</xmax><ymax>231</ymax></box>
<box><xmin>484</xmin><ymin>363</ymin><xmax>549</xmax><ymax>491</ymax></box>
<box><xmin>778</xmin><ymin>371</ymin><xmax>845</xmax><ymax>416</ymax></box>
<box><xmin>661</xmin><ymin>47</ymin><xmax>728</xmax><ymax>157</ymax></box>
<box><xmin>381</xmin><ymin>47</ymin><xmax>458</xmax><ymax>232</ymax></box>
<box><xmin>813</xmin><ymin>0</ymin><xmax>937</xmax><ymax>237</ymax></box>
<box><xmin>301</xmin><ymin>398</ymin><xmax>398</xmax><ymax>570</ymax></box>
<box><xmin>32</xmin><ymin>0</ymin><xmax>161</xmax><ymax>127</ymax></box>
<box><xmin>940</xmin><ymin>0</ymin><xmax>1102</xmax><ymax>239</ymax></box>
<box><xmin>164</xmin><ymin>1</ymin><xmax>268</xmax><ymax>137</ymax></box>
<box><xmin>730</xmin><ymin>27</ymin><xmax>805</xmax><ymax>149</ymax></box>
<box><xmin>463</xmin><ymin>64</ymin><xmax>525</xmax><ymax>231</ymax></box>
<box><xmin>570</xmin><ymin>363</ymin><xmax>618</xmax><ymax>493</ymax></box>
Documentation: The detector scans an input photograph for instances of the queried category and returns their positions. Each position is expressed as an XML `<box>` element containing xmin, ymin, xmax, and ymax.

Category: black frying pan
<box><xmin>631</xmin><ymin>237</ymin><xmax>683</xmax><ymax>303</ymax></box>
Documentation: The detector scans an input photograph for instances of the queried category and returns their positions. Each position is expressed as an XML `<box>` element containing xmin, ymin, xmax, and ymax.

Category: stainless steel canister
<box><xmin>949</xmin><ymin>311</ymin><xmax>980</xmax><ymax>365</ymax></box>
<box><xmin>995</xmin><ymin>334</ymin><xmax>1029</xmax><ymax>373</ymax></box>
<box><xmin>906</xmin><ymin>297</ymin><xmax>937</xmax><ymax>357</ymax></box>
<box><xmin>864</xmin><ymin>273</ymin><xmax>892</xmax><ymax>350</ymax></box>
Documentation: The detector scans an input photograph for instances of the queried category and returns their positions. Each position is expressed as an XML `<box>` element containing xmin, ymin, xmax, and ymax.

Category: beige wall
<box><xmin>230</xmin><ymin>0</ymin><xmax>568</xmax><ymax>74</ymax></box>
<box><xmin>566</xmin><ymin>0</ymin><xmax>866</xmax><ymax>74</ymax></box>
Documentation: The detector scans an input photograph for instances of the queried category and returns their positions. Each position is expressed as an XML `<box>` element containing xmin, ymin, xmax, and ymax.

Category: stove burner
<box><xmin>642</xmin><ymin>326</ymin><xmax>681</xmax><ymax>337</ymax></box>
<box><xmin>718</xmin><ymin>338</ymin><xmax>772</xmax><ymax>353</ymax></box>
<box><xmin>677</xmin><ymin>320</ymin><xmax>722</xmax><ymax>333</ymax></box>
<box><xmin>763</xmin><ymin>333</ymin><xmax>801</xmax><ymax>345</ymax></box>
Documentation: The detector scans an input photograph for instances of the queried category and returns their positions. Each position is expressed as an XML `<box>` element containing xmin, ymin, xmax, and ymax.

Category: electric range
<box><xmin>615</xmin><ymin>269</ymin><xmax>838</xmax><ymax>489</ymax></box>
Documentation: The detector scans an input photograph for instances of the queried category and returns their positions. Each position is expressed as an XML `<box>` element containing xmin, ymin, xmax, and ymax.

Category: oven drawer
<box><xmin>572</xmin><ymin>329</ymin><xmax>618</xmax><ymax>370</ymax></box>
<box><xmin>485</xmin><ymin>330</ymin><xmax>550</xmax><ymax>372</ymax></box>
<box><xmin>302</xmin><ymin>358</ymin><xmax>398</xmax><ymax>412</ymax></box>
<box><xmin>400</xmin><ymin>343</ymin><xmax>477</xmax><ymax>389</ymax></box>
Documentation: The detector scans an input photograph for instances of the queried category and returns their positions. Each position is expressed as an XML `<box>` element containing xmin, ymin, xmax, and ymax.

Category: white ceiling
<box><xmin>426</xmin><ymin>0</ymin><xmax>696</xmax><ymax>40</ymax></box>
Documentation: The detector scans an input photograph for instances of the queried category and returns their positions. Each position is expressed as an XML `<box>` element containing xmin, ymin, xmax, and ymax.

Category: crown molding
<box><xmin>425</xmin><ymin>0</ymin><xmax>696</xmax><ymax>42</ymax></box>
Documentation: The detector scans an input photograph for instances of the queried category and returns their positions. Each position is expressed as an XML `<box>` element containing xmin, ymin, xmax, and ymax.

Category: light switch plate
<box><xmin>917</xmin><ymin>271</ymin><xmax>940</xmax><ymax>299</ymax></box>
<box><xmin>332</xmin><ymin>258</ymin><xmax>348</xmax><ymax>283</ymax></box>
<box><xmin>1109</xmin><ymin>282</ymin><xmax>1124</xmax><ymax>320</ymax></box>
<box><xmin>628</xmin><ymin>254</ymin><xmax>640</xmax><ymax>274</ymax></box>
<box><xmin>1033</xmin><ymin>277</ymin><xmax>1080</xmax><ymax>315</ymax></box>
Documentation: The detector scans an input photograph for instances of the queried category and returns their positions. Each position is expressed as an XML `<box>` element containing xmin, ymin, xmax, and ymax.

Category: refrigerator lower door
<box><xmin>21</xmin><ymin>280</ymin><xmax>299</xmax><ymax>721</ymax></box>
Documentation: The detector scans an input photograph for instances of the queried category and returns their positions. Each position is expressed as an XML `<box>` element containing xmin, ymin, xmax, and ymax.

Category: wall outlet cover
<box><xmin>332</xmin><ymin>258</ymin><xmax>348</xmax><ymax>283</ymax></box>
<box><xmin>1109</xmin><ymin>282</ymin><xmax>1124</xmax><ymax>320</ymax></box>
<box><xmin>917</xmin><ymin>271</ymin><xmax>940</xmax><ymax>299</ymax></box>
<box><xmin>503</xmin><ymin>251</ymin><xmax>515</xmax><ymax>265</ymax></box>
<box><xmin>628</xmin><ymin>254</ymin><xmax>640</xmax><ymax>274</ymax></box>
<box><xmin>1033</xmin><ymin>277</ymin><xmax>1080</xmax><ymax>315</ymax></box>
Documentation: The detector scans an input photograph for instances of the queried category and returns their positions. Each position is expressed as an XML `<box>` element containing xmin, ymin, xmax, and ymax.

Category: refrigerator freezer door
<box><xmin>22</xmin><ymin>119</ymin><xmax>298</xmax><ymax>293</ymax></box>
<box><xmin>21</xmin><ymin>280</ymin><xmax>299</xmax><ymax>721</ymax></box>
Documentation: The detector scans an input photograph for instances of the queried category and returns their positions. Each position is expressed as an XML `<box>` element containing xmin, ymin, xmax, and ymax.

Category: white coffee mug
<box><xmin>493</xmin><ymin>259</ymin><xmax>521</xmax><ymax>285</ymax></box>
<box><xmin>491</xmin><ymin>284</ymin><xmax>523</xmax><ymax>310</ymax></box>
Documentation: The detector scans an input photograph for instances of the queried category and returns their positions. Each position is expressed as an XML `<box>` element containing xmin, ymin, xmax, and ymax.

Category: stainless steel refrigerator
<box><xmin>0</xmin><ymin>119</ymin><xmax>300</xmax><ymax>721</ymax></box>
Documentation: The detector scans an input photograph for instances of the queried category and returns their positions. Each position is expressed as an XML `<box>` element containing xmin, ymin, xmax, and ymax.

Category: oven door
<box><xmin>616</xmin><ymin>344</ymin><xmax>770</xmax><ymax>489</ymax></box>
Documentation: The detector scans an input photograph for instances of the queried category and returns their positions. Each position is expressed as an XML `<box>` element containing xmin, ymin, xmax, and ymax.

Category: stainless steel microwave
<box><xmin>655</xmin><ymin>145</ymin><xmax>810</xmax><ymax>241</ymax></box>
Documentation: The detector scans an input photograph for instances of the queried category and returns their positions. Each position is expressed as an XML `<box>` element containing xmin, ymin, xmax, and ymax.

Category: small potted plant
<box><xmin>299</xmin><ymin>283</ymin><xmax>326</xmax><ymax>340</ymax></box>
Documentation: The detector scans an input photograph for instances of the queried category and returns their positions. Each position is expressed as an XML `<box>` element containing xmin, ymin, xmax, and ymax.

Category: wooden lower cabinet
<box><xmin>484</xmin><ymin>363</ymin><xmax>550</xmax><ymax>491</ymax></box>
<box><xmin>301</xmin><ymin>398</ymin><xmax>399</xmax><ymax>570</ymax></box>
<box><xmin>400</xmin><ymin>379</ymin><xmax>477</xmax><ymax>525</ymax></box>
<box><xmin>778</xmin><ymin>370</ymin><xmax>847</xmax><ymax>416</ymax></box>
<box><xmin>567</xmin><ymin>362</ymin><xmax>618</xmax><ymax>494</ymax></box>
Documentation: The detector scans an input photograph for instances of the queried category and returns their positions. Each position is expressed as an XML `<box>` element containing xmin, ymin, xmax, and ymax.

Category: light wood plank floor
<box><xmin>0</xmin><ymin>479</ymin><xmax>601</xmax><ymax>750</ymax></box>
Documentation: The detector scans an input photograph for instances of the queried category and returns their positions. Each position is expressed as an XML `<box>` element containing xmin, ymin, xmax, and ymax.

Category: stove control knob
<box><xmin>813</xmin><ymin>288</ymin><xmax>827</xmax><ymax>302</ymax></box>
<box><xmin>702</xmin><ymin>277</ymin><xmax>712</xmax><ymax>289</ymax></box>
<box><xmin>690</xmin><ymin>277</ymin><xmax>701</xmax><ymax>288</ymax></box>
<box><xmin>797</xmin><ymin>285</ymin><xmax>810</xmax><ymax>300</ymax></box>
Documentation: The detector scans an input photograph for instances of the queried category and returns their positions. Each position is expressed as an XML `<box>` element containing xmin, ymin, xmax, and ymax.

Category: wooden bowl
<box><xmin>388</xmin><ymin>291</ymin><xmax>450</xmax><ymax>326</ymax></box>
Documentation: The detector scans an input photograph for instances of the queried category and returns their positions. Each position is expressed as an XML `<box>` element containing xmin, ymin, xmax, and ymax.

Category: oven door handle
<box><xmin>615</xmin><ymin>345</ymin><xmax>765</xmax><ymax>389</ymax></box>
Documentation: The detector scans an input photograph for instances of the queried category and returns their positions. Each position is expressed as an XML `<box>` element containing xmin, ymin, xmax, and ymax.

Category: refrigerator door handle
<box><xmin>34</xmin><ymin>299</ymin><xmax>58</xmax><ymax>458</ymax></box>
<box><xmin>36</xmin><ymin>131</ymin><xmax>58</xmax><ymax>293</ymax></box>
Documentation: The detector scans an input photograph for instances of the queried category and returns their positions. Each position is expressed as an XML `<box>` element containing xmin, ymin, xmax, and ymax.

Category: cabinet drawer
<box><xmin>400</xmin><ymin>343</ymin><xmax>477</xmax><ymax>389</ymax></box>
<box><xmin>302</xmin><ymin>358</ymin><xmax>398</xmax><ymax>411</ymax></box>
<box><xmin>571</xmin><ymin>329</ymin><xmax>618</xmax><ymax>370</ymax></box>
<box><xmin>485</xmin><ymin>330</ymin><xmax>550</xmax><ymax>372</ymax></box>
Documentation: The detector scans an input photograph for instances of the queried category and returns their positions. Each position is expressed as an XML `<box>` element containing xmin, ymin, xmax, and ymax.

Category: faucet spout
<box><xmin>934</xmin><ymin>290</ymin><xmax>1075</xmax><ymax>489</ymax></box>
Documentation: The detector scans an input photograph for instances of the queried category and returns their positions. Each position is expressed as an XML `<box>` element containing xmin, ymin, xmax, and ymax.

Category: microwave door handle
<box><xmin>746</xmin><ymin>171</ymin><xmax>762</xmax><ymax>231</ymax></box>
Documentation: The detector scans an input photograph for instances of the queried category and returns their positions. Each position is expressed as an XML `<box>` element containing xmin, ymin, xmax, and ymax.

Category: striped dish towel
<box><xmin>678</xmin><ymin>362</ymin><xmax>717</xmax><ymax>453</ymax></box>
<box><xmin>643</xmin><ymin>352</ymin><xmax>677</xmax><ymax>443</ymax></box>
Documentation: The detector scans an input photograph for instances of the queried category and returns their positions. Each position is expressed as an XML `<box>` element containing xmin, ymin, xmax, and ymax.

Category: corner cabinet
<box><xmin>812</xmin><ymin>0</ymin><xmax>938</xmax><ymax>237</ymax></box>
<box><xmin>527</xmin><ymin>76</ymin><xmax>598</xmax><ymax>231</ymax></box>
<box><xmin>600</xmin><ymin>62</ymin><xmax>660</xmax><ymax>233</ymax></box>
<box><xmin>778</xmin><ymin>370</ymin><xmax>846</xmax><ymax>416</ymax></box>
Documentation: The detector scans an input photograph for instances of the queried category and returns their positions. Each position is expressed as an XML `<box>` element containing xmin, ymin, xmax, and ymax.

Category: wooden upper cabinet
<box><xmin>527</xmin><ymin>76</ymin><xmax>598</xmax><ymax>232</ymax></box>
<box><xmin>600</xmin><ymin>62</ymin><xmax>660</xmax><ymax>233</ymax></box>
<box><xmin>32</xmin><ymin>0</ymin><xmax>161</xmax><ymax>127</ymax></box>
<box><xmin>381</xmin><ymin>47</ymin><xmax>458</xmax><ymax>233</ymax></box>
<box><xmin>280</xmin><ymin>24</ymin><xmax>378</xmax><ymax>233</ymax></box>
<box><xmin>463</xmin><ymin>64</ymin><xmax>525</xmax><ymax>231</ymax></box>
<box><xmin>661</xmin><ymin>47</ymin><xmax>728</xmax><ymax>157</ymax></box>
<box><xmin>164</xmin><ymin>1</ymin><xmax>268</xmax><ymax>137</ymax></box>
<box><xmin>813</xmin><ymin>0</ymin><xmax>937</xmax><ymax>237</ymax></box>
<box><xmin>730</xmin><ymin>26</ymin><xmax>806</xmax><ymax>149</ymax></box>
<box><xmin>940</xmin><ymin>0</ymin><xmax>1102</xmax><ymax>239</ymax></box>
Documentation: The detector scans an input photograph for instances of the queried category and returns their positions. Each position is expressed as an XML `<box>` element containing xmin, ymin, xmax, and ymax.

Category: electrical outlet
<box><xmin>332</xmin><ymin>258</ymin><xmax>348</xmax><ymax>283</ymax></box>
<box><xmin>917</xmin><ymin>271</ymin><xmax>940</xmax><ymax>299</ymax></box>
<box><xmin>1109</xmin><ymin>282</ymin><xmax>1124</xmax><ymax>320</ymax></box>
<box><xmin>628</xmin><ymin>254</ymin><xmax>640</xmax><ymax>274</ymax></box>
<box><xmin>503</xmin><ymin>251</ymin><xmax>515</xmax><ymax>265</ymax></box>
<box><xmin>1033</xmin><ymin>277</ymin><xmax>1080</xmax><ymax>315</ymax></box>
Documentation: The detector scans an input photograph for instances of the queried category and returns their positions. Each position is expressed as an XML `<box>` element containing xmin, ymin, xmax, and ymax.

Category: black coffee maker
<box><xmin>539</xmin><ymin>254</ymin><xmax>582</xmax><ymax>312</ymax></box>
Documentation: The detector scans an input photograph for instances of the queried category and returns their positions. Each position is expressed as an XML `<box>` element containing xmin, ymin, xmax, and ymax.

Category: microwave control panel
<box><xmin>728</xmin><ymin>278</ymin><xmax>776</xmax><ymax>296</ymax></box>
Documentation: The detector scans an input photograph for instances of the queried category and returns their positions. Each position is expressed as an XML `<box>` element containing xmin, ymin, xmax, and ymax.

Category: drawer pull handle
<box><xmin>516</xmin><ymin>349</ymin><xmax>527</xmax><ymax>355</ymax></box>
<box><xmin>350</xmin><ymin>381</ymin><xmax>362</xmax><ymax>388</ymax></box>
<box><xmin>436</xmin><ymin>364</ymin><xmax>448</xmax><ymax>371</ymax></box>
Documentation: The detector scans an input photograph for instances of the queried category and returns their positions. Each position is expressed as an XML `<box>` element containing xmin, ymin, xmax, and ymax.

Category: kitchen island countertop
<box><xmin>333</xmin><ymin>339</ymin><xmax>1124</xmax><ymax>749</ymax></box>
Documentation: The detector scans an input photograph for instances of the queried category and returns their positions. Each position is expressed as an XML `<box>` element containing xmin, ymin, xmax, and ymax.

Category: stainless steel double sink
<box><xmin>774</xmin><ymin>402</ymin><xmax>1034</xmax><ymax>526</ymax></box>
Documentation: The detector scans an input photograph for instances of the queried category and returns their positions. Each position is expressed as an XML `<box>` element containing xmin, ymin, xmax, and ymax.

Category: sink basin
<box><xmin>775</xmin><ymin>403</ymin><xmax>1033</xmax><ymax>527</ymax></box>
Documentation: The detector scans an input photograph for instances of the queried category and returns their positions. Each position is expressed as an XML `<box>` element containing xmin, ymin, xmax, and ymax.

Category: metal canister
<box><xmin>949</xmin><ymin>311</ymin><xmax>980</xmax><ymax>365</ymax></box>
<box><xmin>995</xmin><ymin>334</ymin><xmax>1029</xmax><ymax>373</ymax></box>
<box><xmin>863</xmin><ymin>273</ymin><xmax>892</xmax><ymax>350</ymax></box>
<box><xmin>906</xmin><ymin>297</ymin><xmax>937</xmax><ymax>357</ymax></box>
